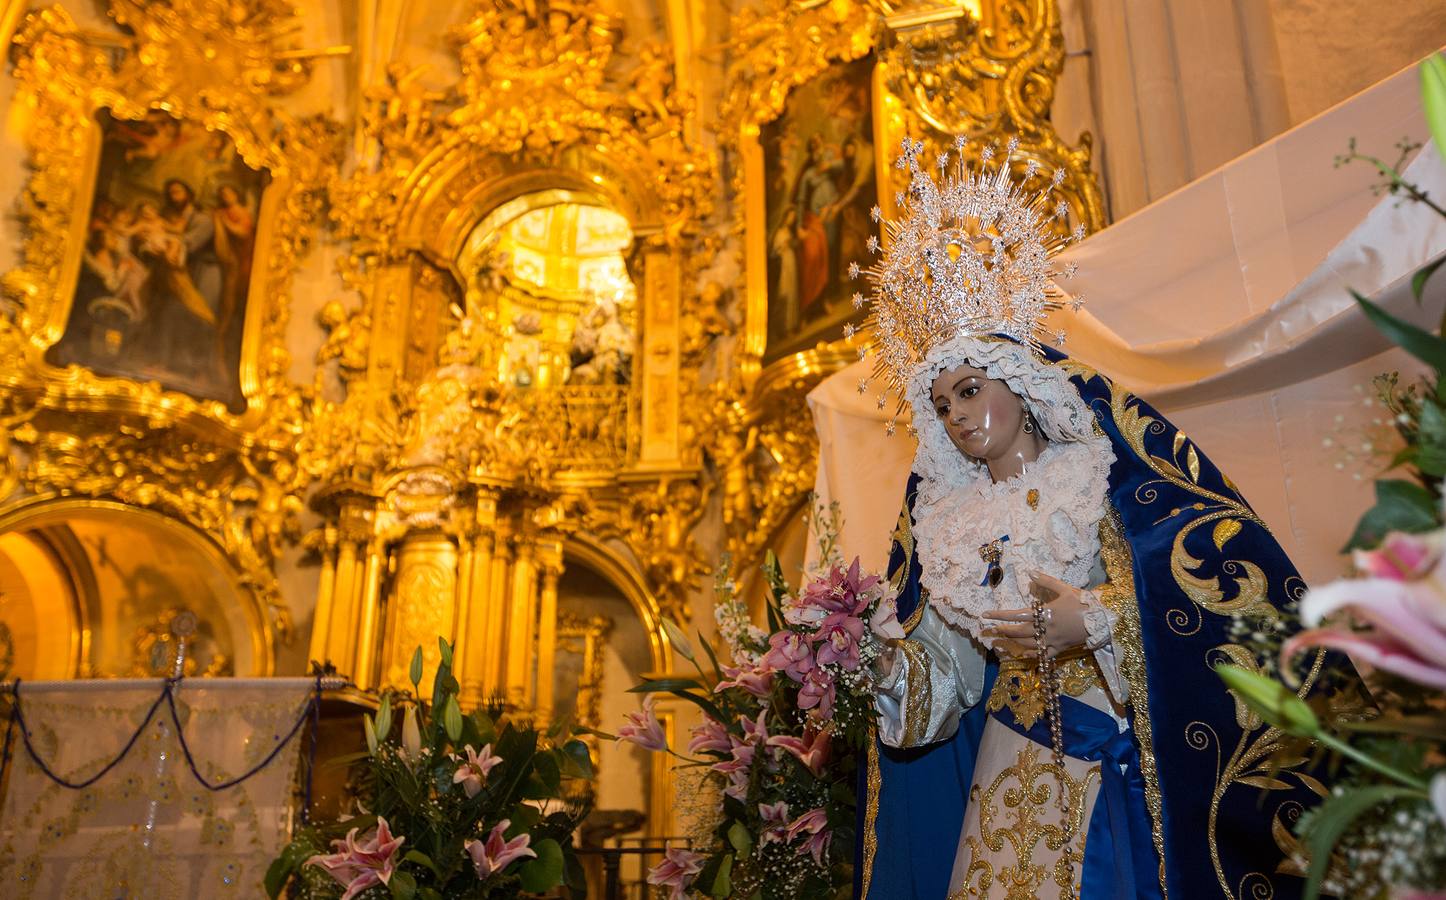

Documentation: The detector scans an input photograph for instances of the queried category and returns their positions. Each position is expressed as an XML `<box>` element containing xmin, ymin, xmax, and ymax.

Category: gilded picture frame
<box><xmin>0</xmin><ymin>4</ymin><xmax>337</xmax><ymax>445</ymax></box>
<box><xmin>743</xmin><ymin>56</ymin><xmax>902</xmax><ymax>365</ymax></box>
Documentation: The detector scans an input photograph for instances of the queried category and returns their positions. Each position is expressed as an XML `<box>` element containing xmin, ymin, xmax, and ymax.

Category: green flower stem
<box><xmin>1316</xmin><ymin>730</ymin><xmax>1431</xmax><ymax>793</ymax></box>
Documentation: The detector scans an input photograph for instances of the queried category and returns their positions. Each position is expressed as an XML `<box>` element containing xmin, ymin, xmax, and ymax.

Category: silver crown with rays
<box><xmin>847</xmin><ymin>135</ymin><xmax>1085</xmax><ymax>436</ymax></box>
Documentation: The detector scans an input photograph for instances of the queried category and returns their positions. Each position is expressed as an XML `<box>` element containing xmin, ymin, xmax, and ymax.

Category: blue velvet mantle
<box><xmin>855</xmin><ymin>347</ymin><xmax>1330</xmax><ymax>900</ymax></box>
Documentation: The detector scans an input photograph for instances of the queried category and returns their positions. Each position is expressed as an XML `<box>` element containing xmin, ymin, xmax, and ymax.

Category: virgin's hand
<box><xmin>981</xmin><ymin>571</ymin><xmax>1092</xmax><ymax>658</ymax></box>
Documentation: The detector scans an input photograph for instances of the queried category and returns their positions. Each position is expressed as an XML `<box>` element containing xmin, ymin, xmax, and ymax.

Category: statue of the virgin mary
<box><xmin>855</xmin><ymin>138</ymin><xmax>1341</xmax><ymax>899</ymax></box>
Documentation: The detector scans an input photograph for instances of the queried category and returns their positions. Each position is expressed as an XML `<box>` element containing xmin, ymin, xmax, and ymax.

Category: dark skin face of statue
<box><xmin>929</xmin><ymin>363</ymin><xmax>1047</xmax><ymax>483</ymax></box>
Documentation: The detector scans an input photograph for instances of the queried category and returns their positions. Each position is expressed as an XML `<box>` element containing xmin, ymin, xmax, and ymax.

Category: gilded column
<box><xmin>352</xmin><ymin>538</ymin><xmax>387</xmax><ymax>690</ymax></box>
<box><xmin>452</xmin><ymin>529</ymin><xmax>475</xmax><ymax>680</ymax></box>
<box><xmin>505</xmin><ymin>535</ymin><xmax>538</xmax><ymax>708</ymax></box>
<box><xmin>326</xmin><ymin>528</ymin><xmax>364</xmax><ymax>675</ymax></box>
<box><xmin>533</xmin><ymin>538</ymin><xmax>564</xmax><ymax>719</ymax></box>
<box><xmin>483</xmin><ymin>518</ymin><xmax>514</xmax><ymax>696</ymax></box>
<box><xmin>459</xmin><ymin>526</ymin><xmax>495</xmax><ymax>707</ymax></box>
<box><xmin>307</xmin><ymin>525</ymin><xmax>338</xmax><ymax>667</ymax></box>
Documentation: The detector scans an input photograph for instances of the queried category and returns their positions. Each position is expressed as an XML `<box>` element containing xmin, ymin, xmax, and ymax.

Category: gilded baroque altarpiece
<box><xmin>0</xmin><ymin>1</ymin><xmax>1103</xmax><ymax>789</ymax></box>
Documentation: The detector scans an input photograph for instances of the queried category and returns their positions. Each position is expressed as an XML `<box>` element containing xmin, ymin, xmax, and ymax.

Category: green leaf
<box><xmin>518</xmin><ymin>839</ymin><xmax>565</xmax><ymax>892</ymax></box>
<box><xmin>1353</xmin><ymin>289</ymin><xmax>1446</xmax><ymax>372</ymax></box>
<box><xmin>708</xmin><ymin>853</ymin><xmax>734</xmax><ymax>898</ymax></box>
<box><xmin>417</xmin><ymin>890</ymin><xmax>442</xmax><ymax>900</ymax></box>
<box><xmin>402</xmin><ymin>850</ymin><xmax>439</xmax><ymax>877</ymax></box>
<box><xmin>534</xmin><ymin>749</ymin><xmax>562</xmax><ymax>793</ymax></box>
<box><xmin>727</xmin><ymin>821</ymin><xmax>753</xmax><ymax>855</ymax></box>
<box><xmin>696</xmin><ymin>628</ymin><xmax>724</xmax><ymax>683</ymax></box>
<box><xmin>559</xmin><ymin>739</ymin><xmax>594</xmax><ymax>779</ymax></box>
<box><xmin>1302</xmin><ymin>785</ymin><xmax>1421</xmax><ymax>900</ymax></box>
<box><xmin>389</xmin><ymin>868</ymin><xmax>417</xmax><ymax>900</ymax></box>
<box><xmin>442</xmin><ymin>695</ymin><xmax>463</xmax><ymax>743</ymax></box>
<box><xmin>1414</xmin><ymin>256</ymin><xmax>1446</xmax><ymax>303</ymax></box>
<box><xmin>1344</xmin><ymin>478</ymin><xmax>1441</xmax><ymax>550</ymax></box>
<box><xmin>1422</xmin><ymin>53</ymin><xmax>1446</xmax><ymax>164</ymax></box>
<box><xmin>438</xmin><ymin>636</ymin><xmax>454</xmax><ymax>668</ymax></box>
<box><xmin>264</xmin><ymin>839</ymin><xmax>320</xmax><ymax>899</ymax></box>
<box><xmin>510</xmin><ymin>803</ymin><xmax>542</xmax><ymax>830</ymax></box>
<box><xmin>628</xmin><ymin>678</ymin><xmax>704</xmax><ymax>693</ymax></box>
<box><xmin>409</xmin><ymin>646</ymin><xmax>424</xmax><ymax>689</ymax></box>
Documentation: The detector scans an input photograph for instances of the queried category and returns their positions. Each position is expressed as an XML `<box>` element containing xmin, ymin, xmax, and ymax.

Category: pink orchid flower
<box><xmin>766</xmin><ymin>727</ymin><xmax>832</xmax><ymax>777</ymax></box>
<box><xmin>465</xmin><ymin>819</ymin><xmax>537</xmax><ymax>880</ymax></box>
<box><xmin>1282</xmin><ymin>531</ymin><xmax>1446</xmax><ymax>690</ymax></box>
<box><xmin>796</xmin><ymin>667</ymin><xmax>836</xmax><ymax>720</ymax></box>
<box><xmin>716</xmin><ymin>662</ymin><xmax>774</xmax><ymax>698</ymax></box>
<box><xmin>305</xmin><ymin>816</ymin><xmax>405</xmax><ymax>900</ymax></box>
<box><xmin>758</xmin><ymin>800</ymin><xmax>792</xmax><ymax>846</ymax></box>
<box><xmin>647</xmin><ymin>847</ymin><xmax>706</xmax><ymax>900</ymax></box>
<box><xmin>618</xmin><ymin>695</ymin><xmax>669</xmax><ymax>751</ymax></box>
<box><xmin>452</xmin><ymin>743</ymin><xmax>503</xmax><ymax>799</ymax></box>
<box><xmin>687</xmin><ymin>716</ymin><xmax>731</xmax><ymax>756</ymax></box>
<box><xmin>786</xmin><ymin>807</ymin><xmax>832</xmax><ymax>865</ymax></box>
<box><xmin>814</xmin><ymin>612</ymin><xmax>866</xmax><ymax>670</ymax></box>
<box><xmin>762</xmin><ymin>631</ymin><xmax>816</xmax><ymax>681</ymax></box>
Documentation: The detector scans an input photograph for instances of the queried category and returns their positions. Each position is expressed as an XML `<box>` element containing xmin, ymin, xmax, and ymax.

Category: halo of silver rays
<box><xmin>847</xmin><ymin>135</ymin><xmax>1085</xmax><ymax>436</ymax></box>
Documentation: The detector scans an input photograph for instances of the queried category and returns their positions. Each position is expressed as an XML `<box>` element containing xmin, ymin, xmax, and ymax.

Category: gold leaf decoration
<box><xmin>1212</xmin><ymin>518</ymin><xmax>1243</xmax><ymax>551</ymax></box>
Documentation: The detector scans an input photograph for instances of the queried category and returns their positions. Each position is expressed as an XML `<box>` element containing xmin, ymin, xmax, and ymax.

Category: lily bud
<box><xmin>1422</xmin><ymin>53</ymin><xmax>1446</xmax><ymax>163</ymax></box>
<box><xmin>1215</xmin><ymin>664</ymin><xmax>1320</xmax><ymax>737</ymax></box>
<box><xmin>402</xmin><ymin>704</ymin><xmax>422</xmax><ymax>761</ymax></box>
<box><xmin>661</xmin><ymin>619</ymin><xmax>695</xmax><ymax>662</ymax></box>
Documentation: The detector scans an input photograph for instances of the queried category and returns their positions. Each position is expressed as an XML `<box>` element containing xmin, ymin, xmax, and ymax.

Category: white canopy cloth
<box><xmin>0</xmin><ymin>678</ymin><xmax>316</xmax><ymax>899</ymax></box>
<box><xmin>808</xmin><ymin>58</ymin><xmax>1446</xmax><ymax>584</ymax></box>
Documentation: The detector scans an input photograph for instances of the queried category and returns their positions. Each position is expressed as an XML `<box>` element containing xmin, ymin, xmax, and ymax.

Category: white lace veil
<box><xmin>906</xmin><ymin>334</ymin><xmax>1101</xmax><ymax>510</ymax></box>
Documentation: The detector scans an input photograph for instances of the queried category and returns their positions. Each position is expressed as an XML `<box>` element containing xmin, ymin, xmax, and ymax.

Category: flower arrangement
<box><xmin>1214</xmin><ymin>54</ymin><xmax>1446</xmax><ymax>900</ymax></box>
<box><xmin>618</xmin><ymin>503</ymin><xmax>900</xmax><ymax>899</ymax></box>
<box><xmin>267</xmin><ymin>639</ymin><xmax>593</xmax><ymax>900</ymax></box>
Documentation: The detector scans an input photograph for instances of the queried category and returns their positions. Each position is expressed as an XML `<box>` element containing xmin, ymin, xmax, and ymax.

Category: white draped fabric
<box><xmin>0</xmin><ymin>678</ymin><xmax>315</xmax><ymax>899</ymax></box>
<box><xmin>808</xmin><ymin>59</ymin><xmax>1446</xmax><ymax>584</ymax></box>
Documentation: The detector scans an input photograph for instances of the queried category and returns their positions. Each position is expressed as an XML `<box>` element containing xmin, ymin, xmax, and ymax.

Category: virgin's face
<box><xmin>929</xmin><ymin>364</ymin><xmax>1028</xmax><ymax>462</ymax></box>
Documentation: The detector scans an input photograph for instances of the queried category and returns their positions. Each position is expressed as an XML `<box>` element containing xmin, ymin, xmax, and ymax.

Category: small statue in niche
<box><xmin>315</xmin><ymin>299</ymin><xmax>370</xmax><ymax>396</ymax></box>
<box><xmin>568</xmin><ymin>293</ymin><xmax>633</xmax><ymax>385</ymax></box>
<box><xmin>505</xmin><ymin>311</ymin><xmax>544</xmax><ymax>387</ymax></box>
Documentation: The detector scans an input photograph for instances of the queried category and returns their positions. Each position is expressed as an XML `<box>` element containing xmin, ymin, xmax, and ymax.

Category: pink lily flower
<box><xmin>465</xmin><ymin>819</ymin><xmax>537</xmax><ymax>880</ymax></box>
<box><xmin>1282</xmin><ymin>531</ymin><xmax>1446</xmax><ymax>690</ymax></box>
<box><xmin>796</xmin><ymin>667</ymin><xmax>836</xmax><ymax>720</ymax></box>
<box><xmin>618</xmin><ymin>695</ymin><xmax>669</xmax><ymax>751</ymax></box>
<box><xmin>687</xmin><ymin>716</ymin><xmax>731</xmax><ymax>756</ymax></box>
<box><xmin>870</xmin><ymin>594</ymin><xmax>906</xmax><ymax>641</ymax></box>
<box><xmin>452</xmin><ymin>743</ymin><xmax>503</xmax><ymax>799</ymax></box>
<box><xmin>762</xmin><ymin>631</ymin><xmax>816</xmax><ymax>681</ymax></box>
<box><xmin>647</xmin><ymin>846</ymin><xmax>706</xmax><ymax>900</ymax></box>
<box><xmin>766</xmin><ymin>727</ymin><xmax>832</xmax><ymax>777</ymax></box>
<box><xmin>716</xmin><ymin>662</ymin><xmax>774</xmax><ymax>698</ymax></box>
<box><xmin>759</xmin><ymin>800</ymin><xmax>791</xmax><ymax>846</ymax></box>
<box><xmin>305</xmin><ymin>816</ymin><xmax>405</xmax><ymax>900</ymax></box>
<box><xmin>786</xmin><ymin>807</ymin><xmax>832</xmax><ymax>865</ymax></box>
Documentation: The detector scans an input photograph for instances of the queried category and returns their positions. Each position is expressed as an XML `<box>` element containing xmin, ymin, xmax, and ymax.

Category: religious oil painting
<box><xmin>760</xmin><ymin>54</ymin><xmax>878</xmax><ymax>360</ymax></box>
<box><xmin>45</xmin><ymin>110</ymin><xmax>269</xmax><ymax>413</ymax></box>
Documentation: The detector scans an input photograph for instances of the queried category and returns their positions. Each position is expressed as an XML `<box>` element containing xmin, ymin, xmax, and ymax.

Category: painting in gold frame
<box><xmin>757</xmin><ymin>54</ymin><xmax>881</xmax><ymax>362</ymax></box>
<box><xmin>45</xmin><ymin>110</ymin><xmax>269</xmax><ymax>412</ymax></box>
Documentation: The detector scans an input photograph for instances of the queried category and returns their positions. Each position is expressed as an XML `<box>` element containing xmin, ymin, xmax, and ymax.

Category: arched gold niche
<box><xmin>0</xmin><ymin>498</ymin><xmax>270</xmax><ymax>681</ymax></box>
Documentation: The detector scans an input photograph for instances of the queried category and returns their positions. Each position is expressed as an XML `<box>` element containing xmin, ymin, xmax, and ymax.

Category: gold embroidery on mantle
<box><xmin>1098</xmin><ymin>507</ymin><xmax>1169</xmax><ymax>898</ymax></box>
<box><xmin>955</xmin><ymin>744</ymin><xmax>1097</xmax><ymax>900</ymax></box>
<box><xmin>896</xmin><ymin>638</ymin><xmax>933</xmax><ymax>747</ymax></box>
<box><xmin>862</xmin><ymin>736</ymin><xmax>882</xmax><ymax>897</ymax></box>
<box><xmin>987</xmin><ymin>652</ymin><xmax>1100</xmax><ymax>731</ymax></box>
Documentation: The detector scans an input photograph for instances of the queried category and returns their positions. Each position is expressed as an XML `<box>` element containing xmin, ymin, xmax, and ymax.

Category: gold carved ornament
<box><xmin>0</xmin><ymin>0</ymin><xmax>346</xmax><ymax>650</ymax></box>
